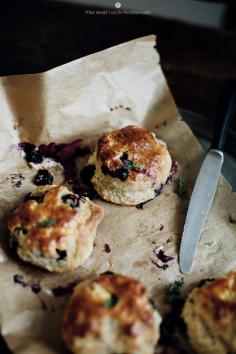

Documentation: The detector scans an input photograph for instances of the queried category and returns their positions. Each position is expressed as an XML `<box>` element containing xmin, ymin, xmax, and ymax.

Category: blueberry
<box><xmin>120</xmin><ymin>152</ymin><xmax>128</xmax><ymax>162</ymax></box>
<box><xmin>77</xmin><ymin>188</ymin><xmax>97</xmax><ymax>200</ymax></box>
<box><xmin>56</xmin><ymin>249</ymin><xmax>67</xmax><ymax>261</ymax></box>
<box><xmin>101</xmin><ymin>165</ymin><xmax>128</xmax><ymax>181</ymax></box>
<box><xmin>101</xmin><ymin>165</ymin><xmax>109</xmax><ymax>175</ymax></box>
<box><xmin>80</xmin><ymin>165</ymin><xmax>95</xmax><ymax>184</ymax></box>
<box><xmin>115</xmin><ymin>168</ymin><xmax>128</xmax><ymax>181</ymax></box>
<box><xmin>61</xmin><ymin>194</ymin><xmax>80</xmax><ymax>208</ymax></box>
<box><xmin>28</xmin><ymin>148</ymin><xmax>43</xmax><ymax>164</ymax></box>
<box><xmin>72</xmin><ymin>183</ymin><xmax>97</xmax><ymax>200</ymax></box>
<box><xmin>22</xmin><ymin>143</ymin><xmax>43</xmax><ymax>164</ymax></box>
<box><xmin>103</xmin><ymin>293</ymin><xmax>118</xmax><ymax>308</ymax></box>
<box><xmin>33</xmin><ymin>169</ymin><xmax>54</xmax><ymax>186</ymax></box>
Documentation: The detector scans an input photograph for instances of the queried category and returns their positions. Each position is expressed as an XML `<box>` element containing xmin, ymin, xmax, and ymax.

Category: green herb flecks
<box><xmin>36</xmin><ymin>219</ymin><xmax>57</xmax><ymax>228</ymax></box>
<box><xmin>123</xmin><ymin>160</ymin><xmax>142</xmax><ymax>173</ymax></box>
<box><xmin>56</xmin><ymin>249</ymin><xmax>67</xmax><ymax>261</ymax></box>
<box><xmin>132</xmin><ymin>163</ymin><xmax>143</xmax><ymax>170</ymax></box>
<box><xmin>166</xmin><ymin>279</ymin><xmax>184</xmax><ymax>303</ymax></box>
<box><xmin>103</xmin><ymin>293</ymin><xmax>118</xmax><ymax>309</ymax></box>
<box><xmin>177</xmin><ymin>176</ymin><xmax>186</xmax><ymax>198</ymax></box>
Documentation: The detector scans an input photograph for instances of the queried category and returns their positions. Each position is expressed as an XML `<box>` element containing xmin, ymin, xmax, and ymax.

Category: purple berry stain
<box><xmin>103</xmin><ymin>243</ymin><xmax>111</xmax><ymax>253</ymax></box>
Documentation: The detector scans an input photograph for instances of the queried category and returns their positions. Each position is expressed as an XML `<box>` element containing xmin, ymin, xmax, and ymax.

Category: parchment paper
<box><xmin>0</xmin><ymin>35</ymin><xmax>235</xmax><ymax>354</ymax></box>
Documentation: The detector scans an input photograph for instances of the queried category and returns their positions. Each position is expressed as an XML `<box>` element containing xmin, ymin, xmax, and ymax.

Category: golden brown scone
<box><xmin>182</xmin><ymin>272</ymin><xmax>236</xmax><ymax>354</ymax></box>
<box><xmin>88</xmin><ymin>125</ymin><xmax>172</xmax><ymax>205</ymax></box>
<box><xmin>62</xmin><ymin>273</ymin><xmax>162</xmax><ymax>354</ymax></box>
<box><xmin>8</xmin><ymin>185</ymin><xmax>104</xmax><ymax>272</ymax></box>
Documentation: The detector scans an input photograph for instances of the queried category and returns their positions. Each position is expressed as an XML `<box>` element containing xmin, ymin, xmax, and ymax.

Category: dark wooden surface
<box><xmin>0</xmin><ymin>1</ymin><xmax>236</xmax><ymax>352</ymax></box>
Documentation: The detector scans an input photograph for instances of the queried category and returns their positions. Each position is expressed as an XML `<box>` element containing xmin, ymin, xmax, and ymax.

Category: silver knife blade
<box><xmin>179</xmin><ymin>149</ymin><xmax>224</xmax><ymax>274</ymax></box>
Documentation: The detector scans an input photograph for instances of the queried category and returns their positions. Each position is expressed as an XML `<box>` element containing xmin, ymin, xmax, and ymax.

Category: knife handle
<box><xmin>211</xmin><ymin>81</ymin><xmax>236</xmax><ymax>151</ymax></box>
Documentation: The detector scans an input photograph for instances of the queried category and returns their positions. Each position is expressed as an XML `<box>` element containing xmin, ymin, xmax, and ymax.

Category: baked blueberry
<box><xmin>61</xmin><ymin>194</ymin><xmax>80</xmax><ymax>208</ymax></box>
<box><xmin>33</xmin><ymin>169</ymin><xmax>54</xmax><ymax>186</ymax></box>
<box><xmin>87</xmin><ymin>125</ymin><xmax>172</xmax><ymax>205</ymax></box>
<box><xmin>20</xmin><ymin>143</ymin><xmax>43</xmax><ymax>164</ymax></box>
<box><xmin>80</xmin><ymin>165</ymin><xmax>96</xmax><ymax>184</ymax></box>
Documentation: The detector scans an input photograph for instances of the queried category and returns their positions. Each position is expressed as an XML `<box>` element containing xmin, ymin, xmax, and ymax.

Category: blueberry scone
<box><xmin>182</xmin><ymin>272</ymin><xmax>236</xmax><ymax>354</ymax></box>
<box><xmin>8</xmin><ymin>185</ymin><xmax>104</xmax><ymax>272</ymax></box>
<box><xmin>62</xmin><ymin>272</ymin><xmax>162</xmax><ymax>354</ymax></box>
<box><xmin>87</xmin><ymin>125</ymin><xmax>172</xmax><ymax>205</ymax></box>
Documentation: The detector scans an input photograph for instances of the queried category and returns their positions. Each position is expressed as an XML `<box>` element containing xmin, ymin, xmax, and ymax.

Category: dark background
<box><xmin>1</xmin><ymin>0</ymin><xmax>236</xmax><ymax>124</ymax></box>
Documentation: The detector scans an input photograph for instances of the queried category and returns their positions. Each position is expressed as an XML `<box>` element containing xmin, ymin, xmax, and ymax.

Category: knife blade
<box><xmin>179</xmin><ymin>149</ymin><xmax>223</xmax><ymax>274</ymax></box>
<box><xmin>179</xmin><ymin>82</ymin><xmax>236</xmax><ymax>274</ymax></box>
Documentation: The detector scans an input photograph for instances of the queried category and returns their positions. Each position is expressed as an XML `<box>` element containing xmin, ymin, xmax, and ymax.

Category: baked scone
<box><xmin>8</xmin><ymin>185</ymin><xmax>104</xmax><ymax>272</ymax></box>
<box><xmin>62</xmin><ymin>272</ymin><xmax>162</xmax><ymax>354</ymax></box>
<box><xmin>182</xmin><ymin>272</ymin><xmax>236</xmax><ymax>354</ymax></box>
<box><xmin>87</xmin><ymin>125</ymin><xmax>172</xmax><ymax>205</ymax></box>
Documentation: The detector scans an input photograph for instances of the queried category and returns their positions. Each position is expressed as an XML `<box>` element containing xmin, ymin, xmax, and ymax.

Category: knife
<box><xmin>179</xmin><ymin>82</ymin><xmax>236</xmax><ymax>275</ymax></box>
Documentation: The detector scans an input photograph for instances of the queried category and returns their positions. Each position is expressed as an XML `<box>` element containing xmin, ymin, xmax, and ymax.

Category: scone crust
<box><xmin>62</xmin><ymin>273</ymin><xmax>162</xmax><ymax>354</ymax></box>
<box><xmin>182</xmin><ymin>272</ymin><xmax>236</xmax><ymax>354</ymax></box>
<box><xmin>90</xmin><ymin>125</ymin><xmax>172</xmax><ymax>205</ymax></box>
<box><xmin>8</xmin><ymin>185</ymin><xmax>104</xmax><ymax>272</ymax></box>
